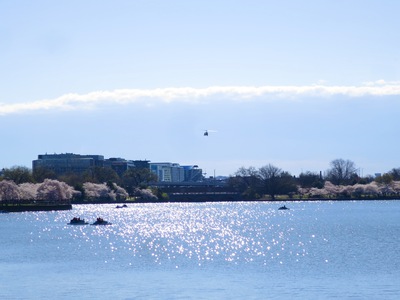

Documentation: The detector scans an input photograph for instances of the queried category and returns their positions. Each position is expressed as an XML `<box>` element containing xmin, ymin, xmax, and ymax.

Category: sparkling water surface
<box><xmin>1</xmin><ymin>201</ymin><xmax>399</xmax><ymax>299</ymax></box>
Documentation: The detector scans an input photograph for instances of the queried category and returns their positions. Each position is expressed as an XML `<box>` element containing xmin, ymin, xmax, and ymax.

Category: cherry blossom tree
<box><xmin>18</xmin><ymin>183</ymin><xmax>39</xmax><ymax>200</ymax></box>
<box><xmin>323</xmin><ymin>181</ymin><xmax>341</xmax><ymax>198</ymax></box>
<box><xmin>391</xmin><ymin>181</ymin><xmax>400</xmax><ymax>195</ymax></box>
<box><xmin>308</xmin><ymin>187</ymin><xmax>325</xmax><ymax>198</ymax></box>
<box><xmin>83</xmin><ymin>182</ymin><xmax>110</xmax><ymax>200</ymax></box>
<box><xmin>112</xmin><ymin>184</ymin><xmax>129</xmax><ymax>200</ymax></box>
<box><xmin>0</xmin><ymin>180</ymin><xmax>20</xmax><ymax>203</ymax></box>
<box><xmin>133</xmin><ymin>188</ymin><xmax>158</xmax><ymax>201</ymax></box>
<box><xmin>377</xmin><ymin>181</ymin><xmax>394</xmax><ymax>196</ymax></box>
<box><xmin>83</xmin><ymin>182</ymin><xmax>128</xmax><ymax>201</ymax></box>
<box><xmin>363</xmin><ymin>182</ymin><xmax>379</xmax><ymax>197</ymax></box>
<box><xmin>36</xmin><ymin>179</ymin><xmax>76</xmax><ymax>203</ymax></box>
<box><xmin>350</xmin><ymin>184</ymin><xmax>365</xmax><ymax>198</ymax></box>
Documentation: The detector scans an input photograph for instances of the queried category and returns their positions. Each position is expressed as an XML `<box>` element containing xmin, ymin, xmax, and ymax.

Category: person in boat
<box><xmin>70</xmin><ymin>217</ymin><xmax>84</xmax><ymax>224</ymax></box>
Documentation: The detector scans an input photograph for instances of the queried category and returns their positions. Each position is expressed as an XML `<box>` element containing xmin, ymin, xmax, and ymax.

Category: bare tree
<box><xmin>228</xmin><ymin>166</ymin><xmax>261</xmax><ymax>199</ymax></box>
<box><xmin>325</xmin><ymin>159</ymin><xmax>358</xmax><ymax>185</ymax></box>
<box><xmin>258</xmin><ymin>164</ymin><xmax>283</xmax><ymax>200</ymax></box>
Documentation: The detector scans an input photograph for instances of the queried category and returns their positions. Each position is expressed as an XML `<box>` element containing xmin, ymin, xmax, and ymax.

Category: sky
<box><xmin>1</xmin><ymin>0</ymin><xmax>400</xmax><ymax>177</ymax></box>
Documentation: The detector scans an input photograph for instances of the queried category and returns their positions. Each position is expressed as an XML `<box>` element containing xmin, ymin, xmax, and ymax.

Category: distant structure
<box><xmin>32</xmin><ymin>153</ymin><xmax>104</xmax><ymax>176</ymax></box>
<box><xmin>103</xmin><ymin>157</ymin><xmax>135</xmax><ymax>176</ymax></box>
<box><xmin>32</xmin><ymin>153</ymin><xmax>202</xmax><ymax>183</ymax></box>
<box><xmin>150</xmin><ymin>163</ymin><xmax>203</xmax><ymax>183</ymax></box>
<box><xmin>183</xmin><ymin>165</ymin><xmax>203</xmax><ymax>182</ymax></box>
<box><xmin>103</xmin><ymin>158</ymin><xmax>150</xmax><ymax>176</ymax></box>
<box><xmin>32</xmin><ymin>153</ymin><xmax>150</xmax><ymax>177</ymax></box>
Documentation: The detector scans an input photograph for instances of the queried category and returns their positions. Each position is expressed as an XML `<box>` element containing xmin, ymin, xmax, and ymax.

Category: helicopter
<box><xmin>204</xmin><ymin>130</ymin><xmax>217</xmax><ymax>136</ymax></box>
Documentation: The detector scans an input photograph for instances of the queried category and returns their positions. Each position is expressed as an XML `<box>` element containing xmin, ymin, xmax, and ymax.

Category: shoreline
<box><xmin>1</xmin><ymin>198</ymin><xmax>399</xmax><ymax>213</ymax></box>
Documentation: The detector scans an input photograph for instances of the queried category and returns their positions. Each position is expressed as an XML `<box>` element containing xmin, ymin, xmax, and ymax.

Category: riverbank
<box><xmin>1</xmin><ymin>197</ymin><xmax>399</xmax><ymax>213</ymax></box>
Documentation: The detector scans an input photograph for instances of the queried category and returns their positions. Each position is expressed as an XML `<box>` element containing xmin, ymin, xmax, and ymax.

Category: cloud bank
<box><xmin>1</xmin><ymin>81</ymin><xmax>400</xmax><ymax>115</ymax></box>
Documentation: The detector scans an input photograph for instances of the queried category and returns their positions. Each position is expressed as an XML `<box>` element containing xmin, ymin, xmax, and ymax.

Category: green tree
<box><xmin>228</xmin><ymin>166</ymin><xmax>261</xmax><ymax>199</ymax></box>
<box><xmin>375</xmin><ymin>173</ymin><xmax>393</xmax><ymax>185</ymax></box>
<box><xmin>32</xmin><ymin>166</ymin><xmax>57</xmax><ymax>182</ymax></box>
<box><xmin>59</xmin><ymin>172</ymin><xmax>85</xmax><ymax>187</ymax></box>
<box><xmin>298</xmin><ymin>171</ymin><xmax>324</xmax><ymax>188</ymax></box>
<box><xmin>388</xmin><ymin>168</ymin><xmax>400</xmax><ymax>180</ymax></box>
<box><xmin>83</xmin><ymin>167</ymin><xmax>120</xmax><ymax>184</ymax></box>
<box><xmin>2</xmin><ymin>166</ymin><xmax>33</xmax><ymax>184</ymax></box>
<box><xmin>122</xmin><ymin>168</ymin><xmax>158</xmax><ymax>195</ymax></box>
<box><xmin>278</xmin><ymin>171</ymin><xmax>298</xmax><ymax>197</ymax></box>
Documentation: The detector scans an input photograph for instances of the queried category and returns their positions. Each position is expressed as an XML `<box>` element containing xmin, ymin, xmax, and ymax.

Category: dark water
<box><xmin>1</xmin><ymin>201</ymin><xmax>399</xmax><ymax>299</ymax></box>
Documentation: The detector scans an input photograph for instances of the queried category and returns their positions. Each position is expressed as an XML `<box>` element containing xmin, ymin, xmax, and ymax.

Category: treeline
<box><xmin>0</xmin><ymin>166</ymin><xmax>159</xmax><ymax>204</ymax></box>
<box><xmin>1</xmin><ymin>158</ymin><xmax>400</xmax><ymax>203</ymax></box>
<box><xmin>227</xmin><ymin>159</ymin><xmax>400</xmax><ymax>200</ymax></box>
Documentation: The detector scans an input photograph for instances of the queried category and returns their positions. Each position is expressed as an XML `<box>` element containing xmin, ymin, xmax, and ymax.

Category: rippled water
<box><xmin>1</xmin><ymin>201</ymin><xmax>399</xmax><ymax>299</ymax></box>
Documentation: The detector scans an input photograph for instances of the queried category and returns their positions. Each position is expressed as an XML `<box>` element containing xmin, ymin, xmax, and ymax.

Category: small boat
<box><xmin>68</xmin><ymin>217</ymin><xmax>88</xmax><ymax>225</ymax></box>
<box><xmin>278</xmin><ymin>205</ymin><xmax>289</xmax><ymax>210</ymax></box>
<box><xmin>116</xmin><ymin>204</ymin><xmax>128</xmax><ymax>209</ymax></box>
<box><xmin>91</xmin><ymin>217</ymin><xmax>111</xmax><ymax>225</ymax></box>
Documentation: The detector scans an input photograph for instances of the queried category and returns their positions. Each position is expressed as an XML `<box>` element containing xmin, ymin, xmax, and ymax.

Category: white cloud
<box><xmin>362</xmin><ymin>79</ymin><xmax>400</xmax><ymax>86</ymax></box>
<box><xmin>1</xmin><ymin>83</ymin><xmax>400</xmax><ymax>115</ymax></box>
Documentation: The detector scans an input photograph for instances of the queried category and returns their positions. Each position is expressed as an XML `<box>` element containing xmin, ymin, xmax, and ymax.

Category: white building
<box><xmin>150</xmin><ymin>163</ymin><xmax>185</xmax><ymax>182</ymax></box>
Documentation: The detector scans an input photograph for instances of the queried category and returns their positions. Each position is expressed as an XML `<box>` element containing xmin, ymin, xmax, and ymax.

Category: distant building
<box><xmin>131</xmin><ymin>160</ymin><xmax>150</xmax><ymax>169</ymax></box>
<box><xmin>182</xmin><ymin>165</ymin><xmax>203</xmax><ymax>182</ymax></box>
<box><xmin>150</xmin><ymin>162</ymin><xmax>203</xmax><ymax>183</ymax></box>
<box><xmin>150</xmin><ymin>163</ymin><xmax>184</xmax><ymax>182</ymax></box>
<box><xmin>103</xmin><ymin>158</ymin><xmax>136</xmax><ymax>176</ymax></box>
<box><xmin>103</xmin><ymin>159</ymin><xmax>150</xmax><ymax>176</ymax></box>
<box><xmin>32</xmin><ymin>153</ymin><xmax>104</xmax><ymax>176</ymax></box>
<box><xmin>32</xmin><ymin>153</ymin><xmax>203</xmax><ymax>183</ymax></box>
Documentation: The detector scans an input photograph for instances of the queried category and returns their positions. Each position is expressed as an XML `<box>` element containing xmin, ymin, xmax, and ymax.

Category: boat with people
<box><xmin>91</xmin><ymin>217</ymin><xmax>112</xmax><ymax>225</ymax></box>
<box><xmin>278</xmin><ymin>205</ymin><xmax>289</xmax><ymax>210</ymax></box>
<box><xmin>68</xmin><ymin>217</ymin><xmax>88</xmax><ymax>225</ymax></box>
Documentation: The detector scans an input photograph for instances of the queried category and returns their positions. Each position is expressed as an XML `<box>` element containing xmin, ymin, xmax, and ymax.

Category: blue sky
<box><xmin>1</xmin><ymin>0</ymin><xmax>400</xmax><ymax>177</ymax></box>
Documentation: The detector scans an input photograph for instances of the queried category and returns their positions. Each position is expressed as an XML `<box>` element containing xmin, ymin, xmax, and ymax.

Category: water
<box><xmin>1</xmin><ymin>201</ymin><xmax>399</xmax><ymax>299</ymax></box>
